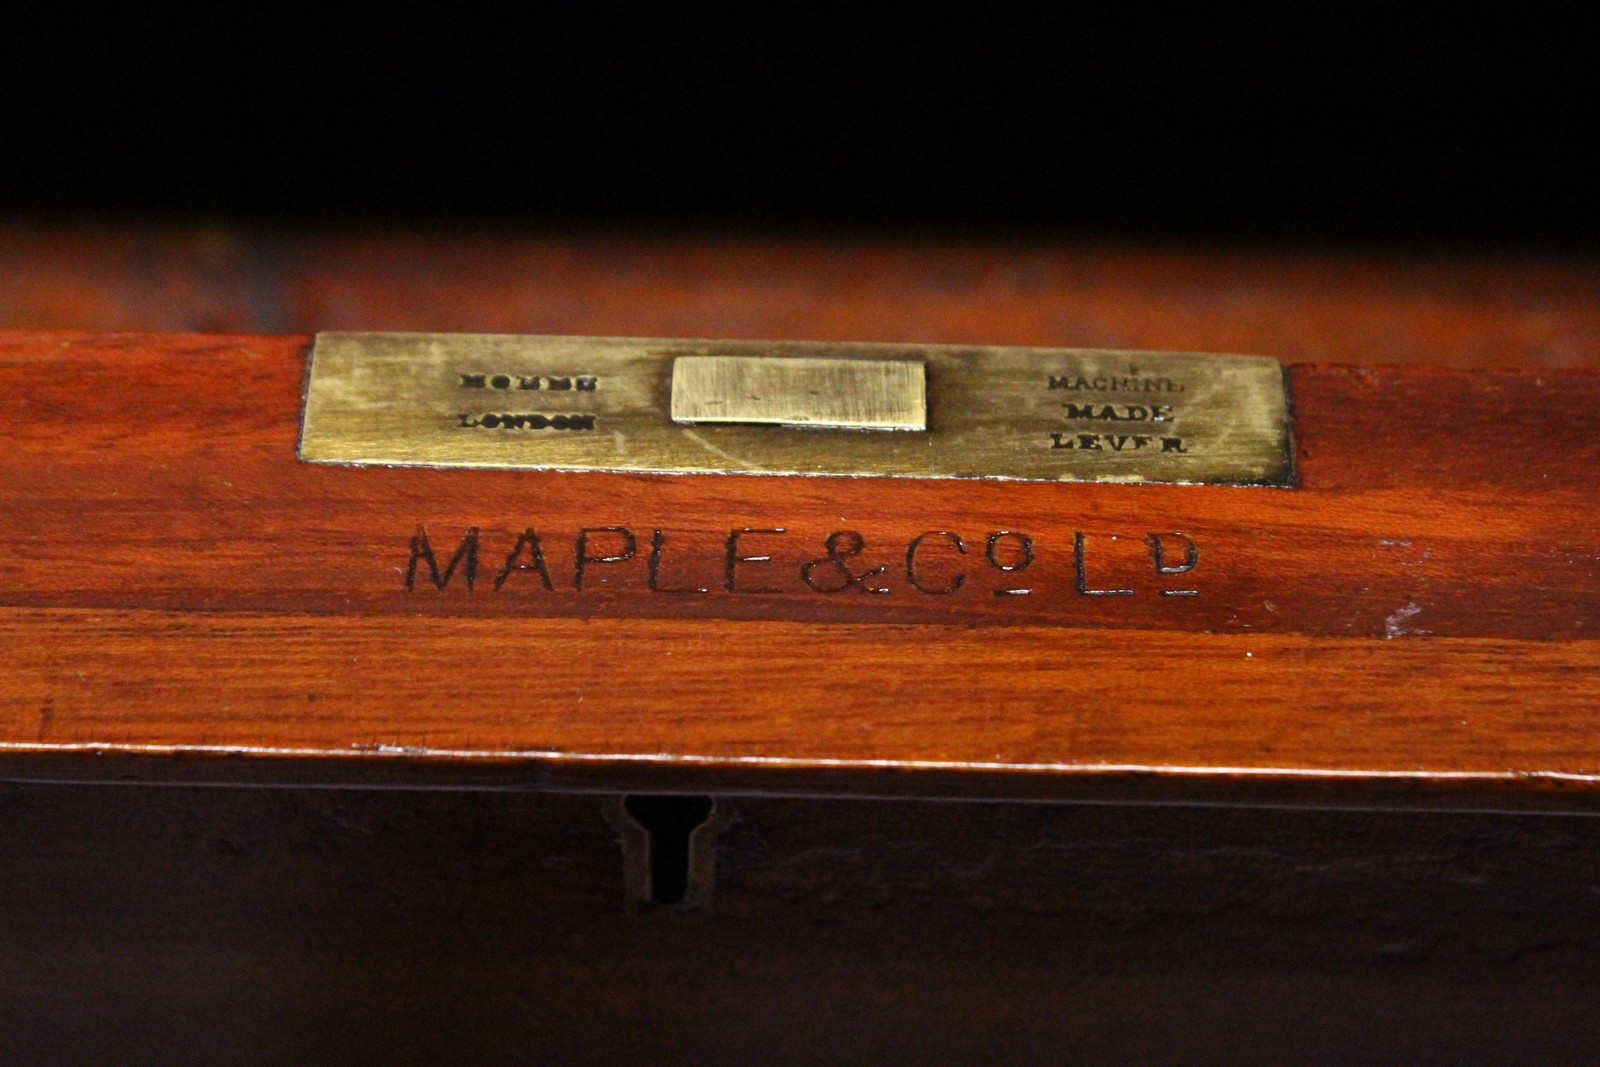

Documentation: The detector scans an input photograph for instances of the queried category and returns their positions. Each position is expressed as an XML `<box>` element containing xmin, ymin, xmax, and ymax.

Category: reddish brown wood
<box><xmin>0</xmin><ymin>332</ymin><xmax>1594</xmax><ymax>638</ymax></box>
<box><xmin>5</xmin><ymin>610</ymin><xmax>1599</xmax><ymax>799</ymax></box>
<box><xmin>1</xmin><ymin>330</ymin><xmax>1596</xmax><ymax>805</ymax></box>
<box><xmin>3</xmin><ymin>225</ymin><xmax>1599</xmax><ymax>370</ymax></box>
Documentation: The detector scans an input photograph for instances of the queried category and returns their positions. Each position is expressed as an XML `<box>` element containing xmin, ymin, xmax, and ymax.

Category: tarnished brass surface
<box><xmin>671</xmin><ymin>355</ymin><xmax>926</xmax><ymax>431</ymax></box>
<box><xmin>299</xmin><ymin>333</ymin><xmax>1295</xmax><ymax>485</ymax></box>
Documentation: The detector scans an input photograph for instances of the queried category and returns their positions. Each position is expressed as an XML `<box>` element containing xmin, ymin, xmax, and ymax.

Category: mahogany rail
<box><xmin>1</xmin><ymin>328</ymin><xmax>1595</xmax><ymax>810</ymax></box>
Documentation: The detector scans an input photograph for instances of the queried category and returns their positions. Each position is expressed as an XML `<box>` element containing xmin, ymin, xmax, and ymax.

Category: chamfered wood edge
<box><xmin>11</xmin><ymin>324</ymin><xmax>1600</xmax><ymax>379</ymax></box>
<box><xmin>4</xmin><ymin>607</ymin><xmax>1598</xmax><ymax>810</ymax></box>
<box><xmin>8</xmin><ymin>751</ymin><xmax>1600</xmax><ymax>816</ymax></box>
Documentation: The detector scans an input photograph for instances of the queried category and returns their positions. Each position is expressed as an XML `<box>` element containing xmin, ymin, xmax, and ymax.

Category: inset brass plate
<box><xmin>299</xmin><ymin>333</ymin><xmax>1295</xmax><ymax>486</ymax></box>
<box><xmin>671</xmin><ymin>355</ymin><xmax>926</xmax><ymax>431</ymax></box>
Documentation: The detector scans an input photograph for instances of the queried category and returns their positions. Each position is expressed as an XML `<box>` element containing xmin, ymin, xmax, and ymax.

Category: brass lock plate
<box><xmin>299</xmin><ymin>332</ymin><xmax>1294</xmax><ymax>486</ymax></box>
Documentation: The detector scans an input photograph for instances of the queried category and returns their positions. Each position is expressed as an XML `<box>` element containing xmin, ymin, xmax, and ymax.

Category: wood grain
<box><xmin>4</xmin><ymin>610</ymin><xmax>1600</xmax><ymax>806</ymax></box>
<box><xmin>3</xmin><ymin>225</ymin><xmax>1599</xmax><ymax>370</ymax></box>
<box><xmin>11</xmin><ymin>786</ymin><xmax>1600</xmax><ymax>1065</ymax></box>
<box><xmin>1</xmin><ymin>329</ymin><xmax>1597</xmax><ymax>805</ymax></box>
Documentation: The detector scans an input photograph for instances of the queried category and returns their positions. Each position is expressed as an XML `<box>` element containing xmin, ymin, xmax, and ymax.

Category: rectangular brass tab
<box><xmin>671</xmin><ymin>355</ymin><xmax>926</xmax><ymax>430</ymax></box>
<box><xmin>299</xmin><ymin>333</ymin><xmax>1295</xmax><ymax>486</ymax></box>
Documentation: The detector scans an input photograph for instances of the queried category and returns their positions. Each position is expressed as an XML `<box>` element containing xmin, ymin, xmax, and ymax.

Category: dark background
<box><xmin>1</xmin><ymin>11</ymin><xmax>1594</xmax><ymax>248</ymax></box>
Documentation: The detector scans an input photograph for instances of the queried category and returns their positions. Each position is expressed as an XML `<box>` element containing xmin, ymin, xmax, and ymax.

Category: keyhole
<box><xmin>625</xmin><ymin>795</ymin><xmax>712</xmax><ymax>904</ymax></box>
<box><xmin>605</xmin><ymin>795</ymin><xmax>726</xmax><ymax>911</ymax></box>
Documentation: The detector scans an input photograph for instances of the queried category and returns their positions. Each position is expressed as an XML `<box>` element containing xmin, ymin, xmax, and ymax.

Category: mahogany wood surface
<box><xmin>3</xmin><ymin>225</ymin><xmax>1599</xmax><ymax>370</ymax></box>
<box><xmin>1</xmin><ymin>328</ymin><xmax>1596</xmax><ymax>806</ymax></box>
